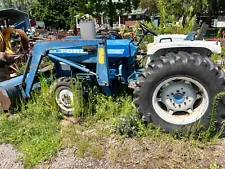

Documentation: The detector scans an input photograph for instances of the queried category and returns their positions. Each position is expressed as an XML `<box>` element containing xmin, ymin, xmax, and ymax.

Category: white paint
<box><xmin>147</xmin><ymin>35</ymin><xmax>221</xmax><ymax>55</ymax></box>
<box><xmin>34</xmin><ymin>21</ymin><xmax>45</xmax><ymax>28</ymax></box>
<box><xmin>107</xmin><ymin>49</ymin><xmax>125</xmax><ymax>54</ymax></box>
<box><xmin>119</xmin><ymin>16</ymin><xmax>121</xmax><ymax>28</ymax></box>
<box><xmin>152</xmin><ymin>77</ymin><xmax>209</xmax><ymax>125</ymax></box>
<box><xmin>76</xmin><ymin>16</ymin><xmax>78</xmax><ymax>29</ymax></box>
<box><xmin>216</xmin><ymin>21</ymin><xmax>225</xmax><ymax>27</ymax></box>
<box><xmin>60</xmin><ymin>62</ymin><xmax>71</xmax><ymax>71</ymax></box>
<box><xmin>51</xmin><ymin>49</ymin><xmax>87</xmax><ymax>54</ymax></box>
<box><xmin>101</xmin><ymin>15</ymin><xmax>104</xmax><ymax>25</ymax></box>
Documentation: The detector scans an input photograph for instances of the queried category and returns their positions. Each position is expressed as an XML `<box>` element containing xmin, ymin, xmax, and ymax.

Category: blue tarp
<box><xmin>0</xmin><ymin>8</ymin><xmax>30</xmax><ymax>31</ymax></box>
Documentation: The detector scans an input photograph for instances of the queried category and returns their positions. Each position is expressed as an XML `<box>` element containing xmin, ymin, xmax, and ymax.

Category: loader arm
<box><xmin>24</xmin><ymin>39</ymin><xmax>102</xmax><ymax>97</ymax></box>
<box><xmin>0</xmin><ymin>39</ymin><xmax>109</xmax><ymax>110</ymax></box>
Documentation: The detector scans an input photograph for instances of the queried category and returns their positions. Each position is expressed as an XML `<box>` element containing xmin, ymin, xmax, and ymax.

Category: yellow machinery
<box><xmin>0</xmin><ymin>28</ymin><xmax>29</xmax><ymax>75</ymax></box>
<box><xmin>1</xmin><ymin>27</ymin><xmax>28</xmax><ymax>54</ymax></box>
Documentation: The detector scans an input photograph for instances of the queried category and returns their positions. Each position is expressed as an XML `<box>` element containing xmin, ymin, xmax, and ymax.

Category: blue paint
<box><xmin>96</xmin><ymin>43</ymin><xmax>110</xmax><ymax>85</ymax></box>
<box><xmin>185</xmin><ymin>31</ymin><xmax>197</xmax><ymax>41</ymax></box>
<box><xmin>48</xmin><ymin>54</ymin><xmax>96</xmax><ymax>75</ymax></box>
<box><xmin>0</xmin><ymin>75</ymin><xmax>24</xmax><ymax>90</ymax></box>
<box><xmin>48</xmin><ymin>39</ymin><xmax>138</xmax><ymax>59</ymax></box>
<box><xmin>173</xmin><ymin>93</ymin><xmax>185</xmax><ymax>104</ymax></box>
<box><xmin>0</xmin><ymin>36</ymin><xmax>142</xmax><ymax>109</ymax></box>
<box><xmin>13</xmin><ymin>21</ymin><xmax>27</xmax><ymax>31</ymax></box>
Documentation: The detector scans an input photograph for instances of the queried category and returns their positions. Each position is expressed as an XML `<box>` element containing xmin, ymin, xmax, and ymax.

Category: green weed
<box><xmin>72</xmin><ymin>79</ymin><xmax>85</xmax><ymax>117</ymax></box>
<box><xmin>0</xmin><ymin>79</ymin><xmax>61</xmax><ymax>169</ymax></box>
<box><xmin>0</xmin><ymin>74</ymin><xmax>224</xmax><ymax>169</ymax></box>
<box><xmin>76</xmin><ymin>140</ymin><xmax>89</xmax><ymax>158</ymax></box>
<box><xmin>61</xmin><ymin>123</ymin><xmax>104</xmax><ymax>159</ymax></box>
<box><xmin>210</xmin><ymin>163</ymin><xmax>220</xmax><ymax>169</ymax></box>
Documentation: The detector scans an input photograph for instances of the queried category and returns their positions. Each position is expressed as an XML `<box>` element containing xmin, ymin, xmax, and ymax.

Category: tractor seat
<box><xmin>184</xmin><ymin>23</ymin><xmax>209</xmax><ymax>41</ymax></box>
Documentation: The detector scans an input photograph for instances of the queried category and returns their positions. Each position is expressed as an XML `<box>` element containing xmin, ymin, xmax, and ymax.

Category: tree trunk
<box><xmin>214</xmin><ymin>0</ymin><xmax>218</xmax><ymax>19</ymax></box>
<box><xmin>206</xmin><ymin>0</ymin><xmax>213</xmax><ymax>27</ymax></box>
<box><xmin>109</xmin><ymin>0</ymin><xmax>113</xmax><ymax>28</ymax></box>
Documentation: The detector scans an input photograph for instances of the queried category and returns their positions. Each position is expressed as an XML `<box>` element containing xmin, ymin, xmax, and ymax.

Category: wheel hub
<box><xmin>173</xmin><ymin>93</ymin><xmax>185</xmax><ymax>104</ymax></box>
<box><xmin>161</xmin><ymin>82</ymin><xmax>197</xmax><ymax>112</ymax></box>
<box><xmin>57</xmin><ymin>89</ymin><xmax>73</xmax><ymax>109</ymax></box>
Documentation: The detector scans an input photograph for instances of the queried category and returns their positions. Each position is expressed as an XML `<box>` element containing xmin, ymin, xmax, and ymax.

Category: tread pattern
<box><xmin>134</xmin><ymin>52</ymin><xmax>225</xmax><ymax>130</ymax></box>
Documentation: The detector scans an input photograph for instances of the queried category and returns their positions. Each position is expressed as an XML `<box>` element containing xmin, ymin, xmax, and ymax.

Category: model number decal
<box><xmin>107</xmin><ymin>49</ymin><xmax>125</xmax><ymax>54</ymax></box>
<box><xmin>50</xmin><ymin>49</ymin><xmax>125</xmax><ymax>55</ymax></box>
<box><xmin>51</xmin><ymin>49</ymin><xmax>87</xmax><ymax>54</ymax></box>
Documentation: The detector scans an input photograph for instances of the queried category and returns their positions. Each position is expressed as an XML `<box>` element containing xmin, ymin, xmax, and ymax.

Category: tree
<box><xmin>140</xmin><ymin>0</ymin><xmax>158</xmax><ymax>14</ymax></box>
<box><xmin>0</xmin><ymin>0</ymin><xmax>35</xmax><ymax>11</ymax></box>
<box><xmin>29</xmin><ymin>0</ymin><xmax>77</xmax><ymax>29</ymax></box>
<box><xmin>75</xmin><ymin>0</ymin><xmax>140</xmax><ymax>28</ymax></box>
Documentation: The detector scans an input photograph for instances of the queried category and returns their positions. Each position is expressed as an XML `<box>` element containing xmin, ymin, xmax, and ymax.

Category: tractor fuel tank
<box><xmin>107</xmin><ymin>39</ymin><xmax>134</xmax><ymax>57</ymax></box>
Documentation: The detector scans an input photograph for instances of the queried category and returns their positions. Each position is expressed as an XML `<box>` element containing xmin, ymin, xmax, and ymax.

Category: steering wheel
<box><xmin>138</xmin><ymin>21</ymin><xmax>158</xmax><ymax>36</ymax></box>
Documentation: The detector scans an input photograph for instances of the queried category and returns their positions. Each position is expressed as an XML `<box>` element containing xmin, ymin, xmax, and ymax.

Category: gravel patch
<box><xmin>34</xmin><ymin>148</ymin><xmax>111</xmax><ymax>169</ymax></box>
<box><xmin>1</xmin><ymin>138</ymin><xmax>225</xmax><ymax>169</ymax></box>
<box><xmin>0</xmin><ymin>144</ymin><xmax>23</xmax><ymax>169</ymax></box>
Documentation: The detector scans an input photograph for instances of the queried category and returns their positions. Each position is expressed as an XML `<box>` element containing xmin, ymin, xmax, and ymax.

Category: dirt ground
<box><xmin>1</xmin><ymin>136</ymin><xmax>225</xmax><ymax>169</ymax></box>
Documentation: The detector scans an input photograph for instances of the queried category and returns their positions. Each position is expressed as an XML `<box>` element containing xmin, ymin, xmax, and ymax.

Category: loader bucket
<box><xmin>0</xmin><ymin>87</ymin><xmax>11</xmax><ymax>111</ymax></box>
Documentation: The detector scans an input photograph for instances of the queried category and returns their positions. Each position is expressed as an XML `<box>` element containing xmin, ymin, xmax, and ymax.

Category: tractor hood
<box><xmin>49</xmin><ymin>39</ymin><xmax>138</xmax><ymax>58</ymax></box>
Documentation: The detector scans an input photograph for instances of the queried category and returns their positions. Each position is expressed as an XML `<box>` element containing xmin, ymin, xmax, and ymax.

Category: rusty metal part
<box><xmin>15</xmin><ymin>29</ymin><xmax>29</xmax><ymax>52</ymax></box>
<box><xmin>2</xmin><ymin>28</ymin><xmax>29</xmax><ymax>54</ymax></box>
<box><xmin>0</xmin><ymin>32</ymin><xmax>5</xmax><ymax>52</ymax></box>
<box><xmin>0</xmin><ymin>28</ymin><xmax>29</xmax><ymax>75</ymax></box>
<box><xmin>0</xmin><ymin>87</ymin><xmax>11</xmax><ymax>111</ymax></box>
<box><xmin>2</xmin><ymin>27</ymin><xmax>14</xmax><ymax>54</ymax></box>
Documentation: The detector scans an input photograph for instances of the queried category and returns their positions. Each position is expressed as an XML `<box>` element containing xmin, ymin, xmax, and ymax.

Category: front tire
<box><xmin>49</xmin><ymin>77</ymin><xmax>80</xmax><ymax>116</ymax></box>
<box><xmin>134</xmin><ymin>52</ymin><xmax>225</xmax><ymax>132</ymax></box>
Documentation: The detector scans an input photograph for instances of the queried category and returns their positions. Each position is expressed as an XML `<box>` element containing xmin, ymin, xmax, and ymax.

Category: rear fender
<box><xmin>147</xmin><ymin>41</ymin><xmax>222</xmax><ymax>56</ymax></box>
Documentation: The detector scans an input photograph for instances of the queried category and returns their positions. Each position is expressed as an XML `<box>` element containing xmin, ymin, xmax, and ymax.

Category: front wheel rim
<box><xmin>152</xmin><ymin>77</ymin><xmax>209</xmax><ymax>125</ymax></box>
<box><xmin>56</xmin><ymin>87</ymin><xmax>74</xmax><ymax>112</ymax></box>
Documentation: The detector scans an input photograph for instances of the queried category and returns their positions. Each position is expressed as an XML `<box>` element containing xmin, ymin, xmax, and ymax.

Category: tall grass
<box><xmin>0</xmin><ymin>79</ymin><xmax>61</xmax><ymax>169</ymax></box>
<box><xmin>0</xmin><ymin>77</ymin><xmax>223</xmax><ymax>168</ymax></box>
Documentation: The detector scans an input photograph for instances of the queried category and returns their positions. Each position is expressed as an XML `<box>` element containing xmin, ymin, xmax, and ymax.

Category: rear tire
<box><xmin>134</xmin><ymin>52</ymin><xmax>225</xmax><ymax>132</ymax></box>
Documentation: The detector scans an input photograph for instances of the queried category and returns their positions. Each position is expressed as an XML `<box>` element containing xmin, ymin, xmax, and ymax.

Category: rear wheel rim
<box><xmin>152</xmin><ymin>77</ymin><xmax>209</xmax><ymax>125</ymax></box>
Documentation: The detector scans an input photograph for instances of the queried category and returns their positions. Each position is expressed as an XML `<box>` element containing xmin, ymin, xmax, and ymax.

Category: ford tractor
<box><xmin>0</xmin><ymin>21</ymin><xmax>224</xmax><ymax>132</ymax></box>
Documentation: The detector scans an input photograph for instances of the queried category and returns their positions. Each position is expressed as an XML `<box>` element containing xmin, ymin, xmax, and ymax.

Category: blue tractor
<box><xmin>0</xmin><ymin>22</ymin><xmax>224</xmax><ymax>132</ymax></box>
